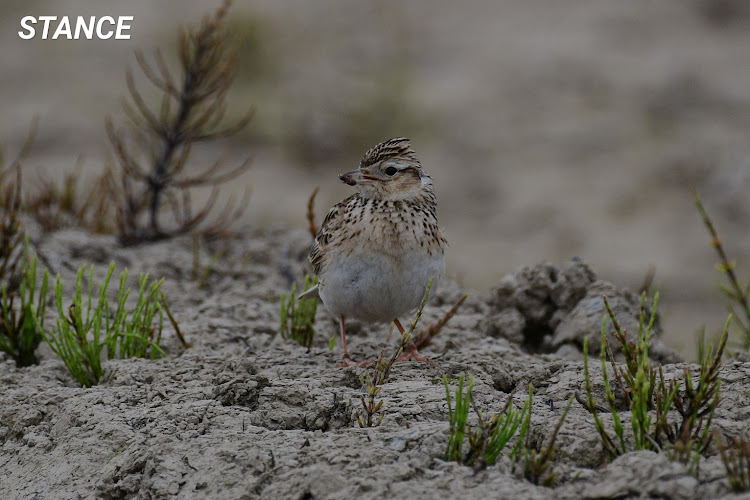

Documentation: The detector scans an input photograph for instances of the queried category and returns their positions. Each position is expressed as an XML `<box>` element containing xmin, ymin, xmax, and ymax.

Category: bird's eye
<box><xmin>384</xmin><ymin>166</ymin><xmax>398</xmax><ymax>176</ymax></box>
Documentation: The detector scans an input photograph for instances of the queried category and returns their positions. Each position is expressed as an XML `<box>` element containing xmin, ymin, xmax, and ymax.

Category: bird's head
<box><xmin>339</xmin><ymin>137</ymin><xmax>432</xmax><ymax>201</ymax></box>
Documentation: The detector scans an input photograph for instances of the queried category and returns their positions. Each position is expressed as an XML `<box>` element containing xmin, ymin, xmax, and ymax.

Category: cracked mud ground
<box><xmin>2</xmin><ymin>227</ymin><xmax>749</xmax><ymax>499</ymax></box>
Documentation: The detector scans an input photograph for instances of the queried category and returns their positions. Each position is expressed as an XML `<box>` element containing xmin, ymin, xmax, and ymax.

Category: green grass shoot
<box><xmin>280</xmin><ymin>275</ymin><xmax>318</xmax><ymax>350</ymax></box>
<box><xmin>38</xmin><ymin>261</ymin><xmax>167</xmax><ymax>387</ymax></box>
<box><xmin>443</xmin><ymin>373</ymin><xmax>530</xmax><ymax>468</ymax></box>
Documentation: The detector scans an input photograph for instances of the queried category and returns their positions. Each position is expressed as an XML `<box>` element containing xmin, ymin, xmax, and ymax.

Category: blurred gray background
<box><xmin>3</xmin><ymin>0</ymin><xmax>750</xmax><ymax>356</ymax></box>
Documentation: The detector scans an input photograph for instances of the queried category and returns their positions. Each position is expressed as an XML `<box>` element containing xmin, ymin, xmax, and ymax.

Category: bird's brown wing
<box><xmin>309</xmin><ymin>196</ymin><xmax>352</xmax><ymax>276</ymax></box>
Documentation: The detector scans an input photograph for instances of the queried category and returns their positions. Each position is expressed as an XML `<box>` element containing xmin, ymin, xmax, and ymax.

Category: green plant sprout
<box><xmin>443</xmin><ymin>373</ymin><xmax>530</xmax><ymax>468</ymax></box>
<box><xmin>105</xmin><ymin>268</ymin><xmax>166</xmax><ymax>359</ymax></box>
<box><xmin>520</xmin><ymin>395</ymin><xmax>573</xmax><ymax>486</ymax></box>
<box><xmin>582</xmin><ymin>291</ymin><xmax>728</xmax><ymax>468</ymax></box>
<box><xmin>38</xmin><ymin>262</ymin><xmax>167</xmax><ymax>387</ymax></box>
<box><xmin>280</xmin><ymin>275</ymin><xmax>318</xmax><ymax>350</ymax></box>
<box><xmin>694</xmin><ymin>190</ymin><xmax>750</xmax><ymax>350</ymax></box>
<box><xmin>192</xmin><ymin>233</ymin><xmax>227</xmax><ymax>289</ymax></box>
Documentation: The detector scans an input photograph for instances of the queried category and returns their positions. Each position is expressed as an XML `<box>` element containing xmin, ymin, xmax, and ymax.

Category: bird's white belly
<box><xmin>319</xmin><ymin>249</ymin><xmax>445</xmax><ymax>323</ymax></box>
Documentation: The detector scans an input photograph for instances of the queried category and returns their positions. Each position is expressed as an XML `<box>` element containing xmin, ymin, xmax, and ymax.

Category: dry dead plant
<box><xmin>106</xmin><ymin>0</ymin><xmax>253</xmax><ymax>245</ymax></box>
<box><xmin>0</xmin><ymin>119</ymin><xmax>36</xmax><ymax>292</ymax></box>
<box><xmin>718</xmin><ymin>432</ymin><xmax>750</xmax><ymax>492</ymax></box>
<box><xmin>414</xmin><ymin>294</ymin><xmax>467</xmax><ymax>350</ymax></box>
<box><xmin>306</xmin><ymin>187</ymin><xmax>320</xmax><ymax>239</ymax></box>
<box><xmin>25</xmin><ymin>161</ymin><xmax>115</xmax><ymax>234</ymax></box>
<box><xmin>0</xmin><ymin>168</ymin><xmax>26</xmax><ymax>293</ymax></box>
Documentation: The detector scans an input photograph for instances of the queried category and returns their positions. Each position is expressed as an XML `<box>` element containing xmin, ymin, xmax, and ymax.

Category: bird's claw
<box><xmin>336</xmin><ymin>356</ymin><xmax>374</xmax><ymax>368</ymax></box>
<box><xmin>395</xmin><ymin>346</ymin><xmax>435</xmax><ymax>366</ymax></box>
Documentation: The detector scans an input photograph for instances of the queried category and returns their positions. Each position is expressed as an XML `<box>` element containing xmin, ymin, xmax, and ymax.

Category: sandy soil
<box><xmin>1</xmin><ymin>225</ymin><xmax>749</xmax><ymax>499</ymax></box>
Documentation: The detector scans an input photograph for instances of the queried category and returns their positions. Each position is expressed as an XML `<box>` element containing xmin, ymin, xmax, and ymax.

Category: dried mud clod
<box><xmin>482</xmin><ymin>260</ymin><xmax>681</xmax><ymax>363</ymax></box>
<box><xmin>212</xmin><ymin>359</ymin><xmax>268</xmax><ymax>408</ymax></box>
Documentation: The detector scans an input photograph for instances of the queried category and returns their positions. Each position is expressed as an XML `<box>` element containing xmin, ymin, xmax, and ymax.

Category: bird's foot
<box><xmin>396</xmin><ymin>342</ymin><xmax>435</xmax><ymax>366</ymax></box>
<box><xmin>336</xmin><ymin>355</ymin><xmax>374</xmax><ymax>368</ymax></box>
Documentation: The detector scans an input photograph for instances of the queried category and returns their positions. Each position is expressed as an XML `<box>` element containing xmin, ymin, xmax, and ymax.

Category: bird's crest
<box><xmin>359</xmin><ymin>137</ymin><xmax>420</xmax><ymax>169</ymax></box>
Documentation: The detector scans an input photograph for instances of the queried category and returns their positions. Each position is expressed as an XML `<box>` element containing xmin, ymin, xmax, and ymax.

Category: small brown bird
<box><xmin>302</xmin><ymin>138</ymin><xmax>447</xmax><ymax>366</ymax></box>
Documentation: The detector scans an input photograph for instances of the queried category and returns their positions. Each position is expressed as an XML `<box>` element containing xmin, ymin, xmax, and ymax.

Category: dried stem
<box><xmin>414</xmin><ymin>294</ymin><xmax>467</xmax><ymax>349</ymax></box>
<box><xmin>638</xmin><ymin>264</ymin><xmax>656</xmax><ymax>295</ymax></box>
<box><xmin>307</xmin><ymin>187</ymin><xmax>320</xmax><ymax>239</ymax></box>
<box><xmin>0</xmin><ymin>118</ymin><xmax>37</xmax><ymax>291</ymax></box>
<box><xmin>160</xmin><ymin>291</ymin><xmax>190</xmax><ymax>349</ymax></box>
<box><xmin>693</xmin><ymin>189</ymin><xmax>750</xmax><ymax>349</ymax></box>
<box><xmin>718</xmin><ymin>432</ymin><xmax>750</xmax><ymax>492</ymax></box>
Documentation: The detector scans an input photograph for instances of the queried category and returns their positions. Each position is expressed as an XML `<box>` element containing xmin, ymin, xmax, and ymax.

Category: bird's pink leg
<box><xmin>336</xmin><ymin>315</ymin><xmax>372</xmax><ymax>367</ymax></box>
<box><xmin>393</xmin><ymin>318</ymin><xmax>434</xmax><ymax>365</ymax></box>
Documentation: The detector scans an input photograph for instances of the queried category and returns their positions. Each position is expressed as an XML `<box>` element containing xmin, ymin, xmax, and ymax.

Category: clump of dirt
<box><xmin>483</xmin><ymin>260</ymin><xmax>681</xmax><ymax>363</ymax></box>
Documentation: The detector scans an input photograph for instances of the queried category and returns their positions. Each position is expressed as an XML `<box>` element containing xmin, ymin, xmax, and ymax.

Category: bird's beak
<box><xmin>339</xmin><ymin>169</ymin><xmax>375</xmax><ymax>186</ymax></box>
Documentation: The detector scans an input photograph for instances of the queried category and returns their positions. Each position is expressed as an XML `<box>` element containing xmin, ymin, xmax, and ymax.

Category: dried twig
<box><xmin>414</xmin><ymin>294</ymin><xmax>467</xmax><ymax>349</ymax></box>
<box><xmin>25</xmin><ymin>160</ymin><xmax>116</xmax><ymax>234</ymax></box>
<box><xmin>306</xmin><ymin>187</ymin><xmax>320</xmax><ymax>239</ymax></box>
<box><xmin>638</xmin><ymin>264</ymin><xmax>656</xmax><ymax>295</ymax></box>
<box><xmin>160</xmin><ymin>291</ymin><xmax>190</xmax><ymax>349</ymax></box>
<box><xmin>522</xmin><ymin>395</ymin><xmax>573</xmax><ymax>485</ymax></box>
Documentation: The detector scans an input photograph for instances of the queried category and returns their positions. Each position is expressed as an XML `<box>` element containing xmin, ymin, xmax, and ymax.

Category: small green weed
<box><xmin>582</xmin><ymin>291</ymin><xmax>728</xmax><ymax>467</ymax></box>
<box><xmin>105</xmin><ymin>268</ymin><xmax>166</xmax><ymax>360</ymax></box>
<box><xmin>694</xmin><ymin>190</ymin><xmax>750</xmax><ymax>350</ymax></box>
<box><xmin>279</xmin><ymin>275</ymin><xmax>318</xmax><ymax>350</ymax></box>
<box><xmin>520</xmin><ymin>395</ymin><xmax>573</xmax><ymax>486</ymax></box>
<box><xmin>443</xmin><ymin>374</ymin><xmax>530</xmax><ymax>469</ymax></box>
<box><xmin>356</xmin><ymin>368</ymin><xmax>386</xmax><ymax>428</ymax></box>
<box><xmin>38</xmin><ymin>262</ymin><xmax>167</xmax><ymax>387</ymax></box>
